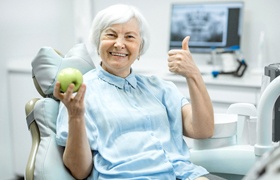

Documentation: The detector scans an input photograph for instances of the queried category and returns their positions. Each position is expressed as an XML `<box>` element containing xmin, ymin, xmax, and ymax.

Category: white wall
<box><xmin>0</xmin><ymin>0</ymin><xmax>75</xmax><ymax>179</ymax></box>
<box><xmin>91</xmin><ymin>0</ymin><xmax>280</xmax><ymax>71</ymax></box>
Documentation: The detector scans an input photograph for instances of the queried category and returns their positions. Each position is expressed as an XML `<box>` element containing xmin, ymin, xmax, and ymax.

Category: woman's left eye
<box><xmin>126</xmin><ymin>35</ymin><xmax>135</xmax><ymax>39</ymax></box>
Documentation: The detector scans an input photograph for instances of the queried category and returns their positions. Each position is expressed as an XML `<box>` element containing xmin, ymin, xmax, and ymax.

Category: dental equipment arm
<box><xmin>255</xmin><ymin>75</ymin><xmax>280</xmax><ymax>156</ymax></box>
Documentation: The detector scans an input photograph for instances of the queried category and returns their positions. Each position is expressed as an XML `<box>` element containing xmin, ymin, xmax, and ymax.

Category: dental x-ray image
<box><xmin>170</xmin><ymin>6</ymin><xmax>227</xmax><ymax>47</ymax></box>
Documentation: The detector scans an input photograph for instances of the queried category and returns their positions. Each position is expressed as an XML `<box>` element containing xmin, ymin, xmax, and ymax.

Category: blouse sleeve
<box><xmin>55</xmin><ymin>100</ymin><xmax>99</xmax><ymax>150</ymax></box>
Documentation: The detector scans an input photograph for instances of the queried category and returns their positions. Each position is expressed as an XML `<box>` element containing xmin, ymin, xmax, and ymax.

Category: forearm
<box><xmin>167</xmin><ymin>36</ymin><xmax>214</xmax><ymax>138</ymax></box>
<box><xmin>184</xmin><ymin>73</ymin><xmax>214</xmax><ymax>138</ymax></box>
<box><xmin>63</xmin><ymin>116</ymin><xmax>93</xmax><ymax>179</ymax></box>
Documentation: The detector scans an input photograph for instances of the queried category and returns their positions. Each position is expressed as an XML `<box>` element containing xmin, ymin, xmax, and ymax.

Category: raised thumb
<box><xmin>182</xmin><ymin>36</ymin><xmax>190</xmax><ymax>50</ymax></box>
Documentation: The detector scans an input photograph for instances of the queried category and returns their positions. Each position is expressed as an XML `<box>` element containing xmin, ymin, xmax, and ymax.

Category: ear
<box><xmin>139</xmin><ymin>40</ymin><xmax>144</xmax><ymax>55</ymax></box>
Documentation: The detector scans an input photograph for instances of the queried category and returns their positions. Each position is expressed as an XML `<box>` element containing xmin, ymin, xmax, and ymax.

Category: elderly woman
<box><xmin>54</xmin><ymin>4</ymin><xmax>220</xmax><ymax>180</ymax></box>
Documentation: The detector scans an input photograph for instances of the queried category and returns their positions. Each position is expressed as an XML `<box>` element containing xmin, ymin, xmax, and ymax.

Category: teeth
<box><xmin>111</xmin><ymin>52</ymin><xmax>127</xmax><ymax>57</ymax></box>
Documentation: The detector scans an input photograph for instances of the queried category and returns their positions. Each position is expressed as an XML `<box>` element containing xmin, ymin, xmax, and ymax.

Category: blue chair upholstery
<box><xmin>25</xmin><ymin>43</ymin><xmax>95</xmax><ymax>180</ymax></box>
<box><xmin>26</xmin><ymin>98</ymin><xmax>75</xmax><ymax>180</ymax></box>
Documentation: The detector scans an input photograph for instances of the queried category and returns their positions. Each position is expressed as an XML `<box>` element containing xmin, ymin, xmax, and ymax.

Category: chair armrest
<box><xmin>25</xmin><ymin>98</ymin><xmax>40</xmax><ymax>180</ymax></box>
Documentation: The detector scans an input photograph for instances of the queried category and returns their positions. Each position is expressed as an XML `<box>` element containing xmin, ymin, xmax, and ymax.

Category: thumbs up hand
<box><xmin>168</xmin><ymin>36</ymin><xmax>200</xmax><ymax>78</ymax></box>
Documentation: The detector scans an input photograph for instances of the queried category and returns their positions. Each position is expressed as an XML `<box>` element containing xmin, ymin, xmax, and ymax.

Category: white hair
<box><xmin>89</xmin><ymin>4</ymin><xmax>150</xmax><ymax>55</ymax></box>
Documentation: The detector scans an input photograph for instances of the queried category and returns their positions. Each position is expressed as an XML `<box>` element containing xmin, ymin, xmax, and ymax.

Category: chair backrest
<box><xmin>25</xmin><ymin>98</ymin><xmax>75</xmax><ymax>180</ymax></box>
<box><xmin>25</xmin><ymin>43</ymin><xmax>95</xmax><ymax>180</ymax></box>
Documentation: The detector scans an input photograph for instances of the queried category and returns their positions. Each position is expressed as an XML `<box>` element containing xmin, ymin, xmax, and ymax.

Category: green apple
<box><xmin>57</xmin><ymin>68</ymin><xmax>83</xmax><ymax>93</ymax></box>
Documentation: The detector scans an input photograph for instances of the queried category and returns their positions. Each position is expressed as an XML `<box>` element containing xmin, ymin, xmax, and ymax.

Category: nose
<box><xmin>114</xmin><ymin>37</ymin><xmax>125</xmax><ymax>49</ymax></box>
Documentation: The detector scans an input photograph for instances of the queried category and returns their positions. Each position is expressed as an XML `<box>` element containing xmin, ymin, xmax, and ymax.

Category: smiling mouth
<box><xmin>110</xmin><ymin>52</ymin><xmax>128</xmax><ymax>57</ymax></box>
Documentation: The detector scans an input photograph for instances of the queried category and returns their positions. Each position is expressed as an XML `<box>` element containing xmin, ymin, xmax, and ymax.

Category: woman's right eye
<box><xmin>107</xmin><ymin>33</ymin><xmax>116</xmax><ymax>37</ymax></box>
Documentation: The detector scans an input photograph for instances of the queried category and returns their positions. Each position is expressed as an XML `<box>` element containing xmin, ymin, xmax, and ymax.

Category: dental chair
<box><xmin>25</xmin><ymin>42</ymin><xmax>280</xmax><ymax>180</ymax></box>
<box><xmin>25</xmin><ymin>43</ymin><xmax>95</xmax><ymax>180</ymax></box>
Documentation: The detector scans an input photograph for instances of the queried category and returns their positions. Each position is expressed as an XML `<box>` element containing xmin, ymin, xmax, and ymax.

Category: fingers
<box><xmin>74</xmin><ymin>84</ymin><xmax>86</xmax><ymax>102</ymax></box>
<box><xmin>168</xmin><ymin>36</ymin><xmax>190</xmax><ymax>57</ymax></box>
<box><xmin>53</xmin><ymin>81</ymin><xmax>63</xmax><ymax>100</ymax></box>
<box><xmin>53</xmin><ymin>81</ymin><xmax>85</xmax><ymax>102</ymax></box>
<box><xmin>64</xmin><ymin>84</ymin><xmax>75</xmax><ymax>101</ymax></box>
<box><xmin>168</xmin><ymin>50</ymin><xmax>178</xmax><ymax>57</ymax></box>
<box><xmin>182</xmin><ymin>36</ymin><xmax>190</xmax><ymax>51</ymax></box>
<box><xmin>167</xmin><ymin>36</ymin><xmax>194</xmax><ymax>76</ymax></box>
<box><xmin>53</xmin><ymin>81</ymin><xmax>74</xmax><ymax>98</ymax></box>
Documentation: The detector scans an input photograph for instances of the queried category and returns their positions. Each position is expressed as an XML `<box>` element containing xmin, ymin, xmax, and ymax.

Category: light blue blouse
<box><xmin>56</xmin><ymin>65</ymin><xmax>208</xmax><ymax>180</ymax></box>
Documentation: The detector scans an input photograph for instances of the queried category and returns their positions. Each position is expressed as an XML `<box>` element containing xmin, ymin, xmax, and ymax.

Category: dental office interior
<box><xmin>1</xmin><ymin>0</ymin><xmax>280</xmax><ymax>179</ymax></box>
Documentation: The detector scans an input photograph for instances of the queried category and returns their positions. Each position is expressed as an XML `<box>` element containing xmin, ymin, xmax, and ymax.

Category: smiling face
<box><xmin>99</xmin><ymin>18</ymin><xmax>142</xmax><ymax>78</ymax></box>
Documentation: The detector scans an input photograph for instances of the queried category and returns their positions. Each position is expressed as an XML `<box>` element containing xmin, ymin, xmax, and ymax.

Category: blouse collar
<box><xmin>96</xmin><ymin>64</ymin><xmax>137</xmax><ymax>89</ymax></box>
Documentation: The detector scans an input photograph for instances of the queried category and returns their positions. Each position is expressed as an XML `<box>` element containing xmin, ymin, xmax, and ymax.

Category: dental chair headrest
<box><xmin>31</xmin><ymin>43</ymin><xmax>95</xmax><ymax>97</ymax></box>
